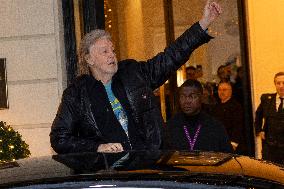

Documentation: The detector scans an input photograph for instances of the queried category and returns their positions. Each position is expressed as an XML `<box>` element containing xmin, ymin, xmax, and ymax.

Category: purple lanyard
<box><xmin>183</xmin><ymin>124</ymin><xmax>201</xmax><ymax>151</ymax></box>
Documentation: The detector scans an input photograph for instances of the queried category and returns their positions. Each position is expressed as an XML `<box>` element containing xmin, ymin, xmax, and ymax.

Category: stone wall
<box><xmin>0</xmin><ymin>0</ymin><xmax>66</xmax><ymax>157</ymax></box>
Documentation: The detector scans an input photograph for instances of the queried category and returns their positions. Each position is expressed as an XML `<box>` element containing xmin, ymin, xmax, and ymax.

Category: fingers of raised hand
<box><xmin>209</xmin><ymin>2</ymin><xmax>222</xmax><ymax>15</ymax></box>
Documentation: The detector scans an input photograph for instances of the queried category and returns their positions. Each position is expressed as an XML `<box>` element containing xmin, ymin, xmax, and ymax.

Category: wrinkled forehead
<box><xmin>91</xmin><ymin>37</ymin><xmax>113</xmax><ymax>49</ymax></box>
<box><xmin>218</xmin><ymin>83</ymin><xmax>232</xmax><ymax>90</ymax></box>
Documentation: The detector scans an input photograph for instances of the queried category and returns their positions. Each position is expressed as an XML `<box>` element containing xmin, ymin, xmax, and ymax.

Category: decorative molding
<box><xmin>11</xmin><ymin>123</ymin><xmax>51</xmax><ymax>130</ymax></box>
<box><xmin>0</xmin><ymin>33</ymin><xmax>55</xmax><ymax>42</ymax></box>
<box><xmin>7</xmin><ymin>78</ymin><xmax>58</xmax><ymax>85</ymax></box>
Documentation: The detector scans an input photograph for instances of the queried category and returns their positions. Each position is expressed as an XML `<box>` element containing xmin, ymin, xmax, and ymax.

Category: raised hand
<box><xmin>199</xmin><ymin>0</ymin><xmax>222</xmax><ymax>30</ymax></box>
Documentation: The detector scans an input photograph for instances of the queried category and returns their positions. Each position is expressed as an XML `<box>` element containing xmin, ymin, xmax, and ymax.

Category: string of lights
<box><xmin>0</xmin><ymin>121</ymin><xmax>30</xmax><ymax>163</ymax></box>
<box><xmin>104</xmin><ymin>0</ymin><xmax>112</xmax><ymax>31</ymax></box>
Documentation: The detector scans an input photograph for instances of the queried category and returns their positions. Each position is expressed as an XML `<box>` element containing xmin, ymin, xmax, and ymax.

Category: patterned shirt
<box><xmin>104</xmin><ymin>81</ymin><xmax>129</xmax><ymax>136</ymax></box>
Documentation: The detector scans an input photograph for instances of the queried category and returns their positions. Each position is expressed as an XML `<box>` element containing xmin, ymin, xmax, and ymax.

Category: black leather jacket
<box><xmin>50</xmin><ymin>22</ymin><xmax>212</xmax><ymax>154</ymax></box>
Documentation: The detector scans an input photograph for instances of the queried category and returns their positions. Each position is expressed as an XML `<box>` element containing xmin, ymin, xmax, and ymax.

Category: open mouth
<box><xmin>108</xmin><ymin>61</ymin><xmax>116</xmax><ymax>65</ymax></box>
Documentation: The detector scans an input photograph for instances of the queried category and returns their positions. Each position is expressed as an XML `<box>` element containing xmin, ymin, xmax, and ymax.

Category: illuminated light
<box><xmin>8</xmin><ymin>128</ymin><xmax>11</xmax><ymax>131</ymax></box>
<box><xmin>9</xmin><ymin>145</ymin><xmax>14</xmax><ymax>149</ymax></box>
<box><xmin>90</xmin><ymin>185</ymin><xmax>116</xmax><ymax>188</ymax></box>
<box><xmin>108</xmin><ymin>25</ymin><xmax>112</xmax><ymax>28</ymax></box>
<box><xmin>105</xmin><ymin>15</ymin><xmax>108</xmax><ymax>18</ymax></box>
<box><xmin>0</xmin><ymin>150</ymin><xmax>2</xmax><ymax>153</ymax></box>
<box><xmin>186</xmin><ymin>156</ymin><xmax>195</xmax><ymax>159</ymax></box>
<box><xmin>0</xmin><ymin>139</ymin><xmax>2</xmax><ymax>142</ymax></box>
<box><xmin>177</xmin><ymin>69</ymin><xmax>184</xmax><ymax>87</ymax></box>
<box><xmin>108</xmin><ymin>8</ymin><xmax>112</xmax><ymax>12</ymax></box>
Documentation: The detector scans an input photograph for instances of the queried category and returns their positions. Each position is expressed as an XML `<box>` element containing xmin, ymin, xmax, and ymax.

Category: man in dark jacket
<box><xmin>211</xmin><ymin>81</ymin><xmax>246</xmax><ymax>154</ymax></box>
<box><xmin>254</xmin><ymin>72</ymin><xmax>284</xmax><ymax>164</ymax></box>
<box><xmin>163</xmin><ymin>79</ymin><xmax>232</xmax><ymax>153</ymax></box>
<box><xmin>50</xmin><ymin>1</ymin><xmax>222</xmax><ymax>154</ymax></box>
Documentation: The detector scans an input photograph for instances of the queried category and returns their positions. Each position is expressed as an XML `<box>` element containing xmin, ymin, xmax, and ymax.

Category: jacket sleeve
<box><xmin>140</xmin><ymin>22</ymin><xmax>213</xmax><ymax>89</ymax></box>
<box><xmin>217</xmin><ymin>122</ymin><xmax>234</xmax><ymax>153</ymax></box>
<box><xmin>230</xmin><ymin>102</ymin><xmax>244</xmax><ymax>144</ymax></box>
<box><xmin>254</xmin><ymin>95</ymin><xmax>265</xmax><ymax>134</ymax></box>
<box><xmin>50</xmin><ymin>90</ymin><xmax>102</xmax><ymax>154</ymax></box>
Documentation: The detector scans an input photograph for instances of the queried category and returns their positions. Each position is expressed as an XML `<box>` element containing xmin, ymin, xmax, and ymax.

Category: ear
<box><xmin>85</xmin><ymin>54</ymin><xmax>94</xmax><ymax>66</ymax></box>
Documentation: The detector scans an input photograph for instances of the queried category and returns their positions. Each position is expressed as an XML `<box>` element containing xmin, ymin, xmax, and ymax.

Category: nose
<box><xmin>184</xmin><ymin>97</ymin><xmax>194</xmax><ymax>103</ymax></box>
<box><xmin>109</xmin><ymin>51</ymin><xmax>116</xmax><ymax>59</ymax></box>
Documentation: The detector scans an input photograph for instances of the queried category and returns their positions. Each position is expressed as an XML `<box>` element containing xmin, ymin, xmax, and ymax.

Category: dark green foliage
<box><xmin>0</xmin><ymin>121</ymin><xmax>31</xmax><ymax>162</ymax></box>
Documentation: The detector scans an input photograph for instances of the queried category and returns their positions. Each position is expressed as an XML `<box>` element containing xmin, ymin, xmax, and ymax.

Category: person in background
<box><xmin>195</xmin><ymin>65</ymin><xmax>204</xmax><ymax>80</ymax></box>
<box><xmin>201</xmin><ymin>82</ymin><xmax>217</xmax><ymax>113</ymax></box>
<box><xmin>224</xmin><ymin>63</ymin><xmax>233</xmax><ymax>82</ymax></box>
<box><xmin>163</xmin><ymin>79</ymin><xmax>232</xmax><ymax>153</ymax></box>
<box><xmin>254</xmin><ymin>72</ymin><xmax>284</xmax><ymax>164</ymax></box>
<box><xmin>217</xmin><ymin>65</ymin><xmax>230</xmax><ymax>83</ymax></box>
<box><xmin>186</xmin><ymin>66</ymin><xmax>198</xmax><ymax>80</ymax></box>
<box><xmin>50</xmin><ymin>1</ymin><xmax>222</xmax><ymax>154</ymax></box>
<box><xmin>186</xmin><ymin>65</ymin><xmax>203</xmax><ymax>81</ymax></box>
<box><xmin>211</xmin><ymin>81</ymin><xmax>246</xmax><ymax>154</ymax></box>
<box><xmin>213</xmin><ymin>65</ymin><xmax>231</xmax><ymax>102</ymax></box>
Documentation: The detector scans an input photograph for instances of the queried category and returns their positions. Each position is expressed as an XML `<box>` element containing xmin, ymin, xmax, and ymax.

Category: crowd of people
<box><xmin>166</xmin><ymin>61</ymin><xmax>247</xmax><ymax>154</ymax></box>
<box><xmin>169</xmin><ymin>64</ymin><xmax>284</xmax><ymax>164</ymax></box>
<box><xmin>49</xmin><ymin>0</ymin><xmax>283</xmax><ymax>165</ymax></box>
<box><xmin>174</xmin><ymin>62</ymin><xmax>248</xmax><ymax>153</ymax></box>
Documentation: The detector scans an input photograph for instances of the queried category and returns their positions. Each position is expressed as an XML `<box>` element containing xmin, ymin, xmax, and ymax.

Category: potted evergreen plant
<box><xmin>0</xmin><ymin>121</ymin><xmax>31</xmax><ymax>163</ymax></box>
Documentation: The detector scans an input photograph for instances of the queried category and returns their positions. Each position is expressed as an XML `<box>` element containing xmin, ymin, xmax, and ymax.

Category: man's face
<box><xmin>86</xmin><ymin>38</ymin><xmax>118</xmax><ymax>78</ymax></box>
<box><xmin>218</xmin><ymin>83</ymin><xmax>232</xmax><ymax>103</ymax></box>
<box><xmin>179</xmin><ymin>86</ymin><xmax>202</xmax><ymax>116</ymax></box>
<box><xmin>186</xmin><ymin>69</ymin><xmax>196</xmax><ymax>80</ymax></box>
<box><xmin>275</xmin><ymin>75</ymin><xmax>284</xmax><ymax>97</ymax></box>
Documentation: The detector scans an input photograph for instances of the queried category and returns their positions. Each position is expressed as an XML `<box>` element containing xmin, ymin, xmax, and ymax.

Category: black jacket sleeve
<box><xmin>254</xmin><ymin>95</ymin><xmax>265</xmax><ymax>134</ymax></box>
<box><xmin>140</xmin><ymin>22</ymin><xmax>213</xmax><ymax>90</ymax></box>
<box><xmin>216</xmin><ymin>122</ymin><xmax>234</xmax><ymax>153</ymax></box>
<box><xmin>50</xmin><ymin>89</ymin><xmax>103</xmax><ymax>154</ymax></box>
<box><xmin>230</xmin><ymin>101</ymin><xmax>244</xmax><ymax>144</ymax></box>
